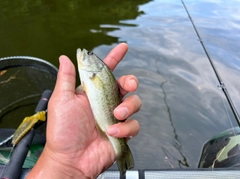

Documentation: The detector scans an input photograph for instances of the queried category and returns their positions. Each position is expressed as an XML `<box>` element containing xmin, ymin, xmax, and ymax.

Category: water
<box><xmin>1</xmin><ymin>0</ymin><xmax>240</xmax><ymax>170</ymax></box>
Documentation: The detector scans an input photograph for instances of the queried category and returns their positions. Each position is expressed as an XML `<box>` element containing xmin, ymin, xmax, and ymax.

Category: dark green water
<box><xmin>0</xmin><ymin>0</ymin><xmax>147</xmax><ymax>67</ymax></box>
<box><xmin>1</xmin><ymin>0</ymin><xmax>240</xmax><ymax>170</ymax></box>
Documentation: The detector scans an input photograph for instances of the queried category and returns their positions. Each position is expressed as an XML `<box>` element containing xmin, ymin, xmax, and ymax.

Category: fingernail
<box><xmin>107</xmin><ymin>127</ymin><xmax>119</xmax><ymax>136</ymax></box>
<box><xmin>116</xmin><ymin>106</ymin><xmax>128</xmax><ymax>119</ymax></box>
<box><xmin>129</xmin><ymin>79</ymin><xmax>137</xmax><ymax>89</ymax></box>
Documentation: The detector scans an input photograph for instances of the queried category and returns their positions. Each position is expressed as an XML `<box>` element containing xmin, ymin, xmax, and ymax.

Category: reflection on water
<box><xmin>185</xmin><ymin>0</ymin><xmax>240</xmax><ymax>122</ymax></box>
<box><xmin>157</xmin><ymin>61</ymin><xmax>189</xmax><ymax>168</ymax></box>
<box><xmin>1</xmin><ymin>0</ymin><xmax>240</xmax><ymax>170</ymax></box>
<box><xmin>0</xmin><ymin>0</ymin><xmax>148</xmax><ymax>67</ymax></box>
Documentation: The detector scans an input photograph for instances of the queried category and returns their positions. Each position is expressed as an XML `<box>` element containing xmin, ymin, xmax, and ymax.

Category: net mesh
<box><xmin>0</xmin><ymin>56</ymin><xmax>57</xmax><ymax>130</ymax></box>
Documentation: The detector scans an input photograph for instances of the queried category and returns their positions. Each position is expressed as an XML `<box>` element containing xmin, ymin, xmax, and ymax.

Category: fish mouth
<box><xmin>76</xmin><ymin>48</ymin><xmax>86</xmax><ymax>68</ymax></box>
<box><xmin>77</xmin><ymin>48</ymin><xmax>94</xmax><ymax>69</ymax></box>
<box><xmin>76</xmin><ymin>48</ymin><xmax>102</xmax><ymax>73</ymax></box>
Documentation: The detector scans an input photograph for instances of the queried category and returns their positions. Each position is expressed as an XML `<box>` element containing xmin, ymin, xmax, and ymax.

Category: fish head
<box><xmin>77</xmin><ymin>48</ymin><xmax>104</xmax><ymax>74</ymax></box>
<box><xmin>77</xmin><ymin>48</ymin><xmax>108</xmax><ymax>92</ymax></box>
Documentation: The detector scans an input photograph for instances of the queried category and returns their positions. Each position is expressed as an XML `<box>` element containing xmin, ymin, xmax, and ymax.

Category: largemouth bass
<box><xmin>76</xmin><ymin>48</ymin><xmax>134</xmax><ymax>174</ymax></box>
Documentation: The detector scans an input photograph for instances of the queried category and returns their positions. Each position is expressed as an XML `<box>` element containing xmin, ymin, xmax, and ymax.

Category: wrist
<box><xmin>26</xmin><ymin>148</ymin><xmax>90</xmax><ymax>179</ymax></box>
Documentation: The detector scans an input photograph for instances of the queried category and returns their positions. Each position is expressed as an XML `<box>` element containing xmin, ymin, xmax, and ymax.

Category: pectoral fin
<box><xmin>75</xmin><ymin>85</ymin><xmax>84</xmax><ymax>93</ymax></box>
<box><xmin>89</xmin><ymin>74</ymin><xmax>104</xmax><ymax>91</ymax></box>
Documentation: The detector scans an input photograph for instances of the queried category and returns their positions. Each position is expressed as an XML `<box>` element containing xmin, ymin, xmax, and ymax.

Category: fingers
<box><xmin>53</xmin><ymin>55</ymin><xmax>76</xmax><ymax>95</ymax></box>
<box><xmin>107</xmin><ymin>119</ymin><xmax>140</xmax><ymax>138</ymax></box>
<box><xmin>104</xmin><ymin>43</ymin><xmax>128</xmax><ymax>71</ymax></box>
<box><xmin>104</xmin><ymin>44</ymin><xmax>141</xmax><ymax>138</ymax></box>
<box><xmin>114</xmin><ymin>95</ymin><xmax>142</xmax><ymax>120</ymax></box>
<box><xmin>117</xmin><ymin>75</ymin><xmax>138</xmax><ymax>97</ymax></box>
<box><xmin>107</xmin><ymin>94</ymin><xmax>141</xmax><ymax>138</ymax></box>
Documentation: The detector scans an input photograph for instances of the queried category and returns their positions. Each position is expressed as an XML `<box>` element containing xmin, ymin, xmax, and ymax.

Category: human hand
<box><xmin>26</xmin><ymin>43</ymin><xmax>141</xmax><ymax>179</ymax></box>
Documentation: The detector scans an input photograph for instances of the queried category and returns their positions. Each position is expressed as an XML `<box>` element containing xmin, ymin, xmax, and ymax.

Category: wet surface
<box><xmin>0</xmin><ymin>0</ymin><xmax>240</xmax><ymax>169</ymax></box>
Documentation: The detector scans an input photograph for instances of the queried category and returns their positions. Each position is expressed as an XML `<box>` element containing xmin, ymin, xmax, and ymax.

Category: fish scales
<box><xmin>77</xmin><ymin>49</ymin><xmax>134</xmax><ymax>174</ymax></box>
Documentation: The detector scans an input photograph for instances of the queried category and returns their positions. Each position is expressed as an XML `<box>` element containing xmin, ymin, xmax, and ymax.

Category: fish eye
<box><xmin>87</xmin><ymin>51</ymin><xmax>94</xmax><ymax>55</ymax></box>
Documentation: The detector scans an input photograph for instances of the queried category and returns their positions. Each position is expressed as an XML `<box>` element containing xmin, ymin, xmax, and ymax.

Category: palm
<box><xmin>47</xmin><ymin>92</ymin><xmax>115</xmax><ymax>176</ymax></box>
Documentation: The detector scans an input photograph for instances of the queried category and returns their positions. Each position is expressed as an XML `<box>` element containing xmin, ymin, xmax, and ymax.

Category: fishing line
<box><xmin>0</xmin><ymin>134</ymin><xmax>13</xmax><ymax>147</ymax></box>
<box><xmin>218</xmin><ymin>90</ymin><xmax>240</xmax><ymax>158</ymax></box>
<box><xmin>0</xmin><ymin>146</ymin><xmax>14</xmax><ymax>178</ymax></box>
<box><xmin>181</xmin><ymin>0</ymin><xmax>240</xmax><ymax>126</ymax></box>
<box><xmin>155</xmin><ymin>60</ymin><xmax>189</xmax><ymax>167</ymax></box>
<box><xmin>221</xmin><ymin>91</ymin><xmax>236</xmax><ymax>132</ymax></box>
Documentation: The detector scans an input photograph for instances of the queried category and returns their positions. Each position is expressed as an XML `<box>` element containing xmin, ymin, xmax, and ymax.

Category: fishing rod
<box><xmin>181</xmin><ymin>0</ymin><xmax>240</xmax><ymax>126</ymax></box>
<box><xmin>1</xmin><ymin>90</ymin><xmax>52</xmax><ymax>179</ymax></box>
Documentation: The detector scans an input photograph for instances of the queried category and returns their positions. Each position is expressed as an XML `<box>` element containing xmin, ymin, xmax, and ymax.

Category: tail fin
<box><xmin>117</xmin><ymin>145</ymin><xmax>134</xmax><ymax>175</ymax></box>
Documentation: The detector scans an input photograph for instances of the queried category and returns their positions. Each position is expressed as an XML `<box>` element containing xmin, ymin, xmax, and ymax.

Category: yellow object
<box><xmin>12</xmin><ymin>111</ymin><xmax>46</xmax><ymax>146</ymax></box>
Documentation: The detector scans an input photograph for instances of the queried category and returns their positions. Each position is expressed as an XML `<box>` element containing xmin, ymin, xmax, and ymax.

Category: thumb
<box><xmin>53</xmin><ymin>55</ymin><xmax>76</xmax><ymax>95</ymax></box>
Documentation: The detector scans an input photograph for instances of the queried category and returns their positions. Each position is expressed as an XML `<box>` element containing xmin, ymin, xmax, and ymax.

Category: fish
<box><xmin>76</xmin><ymin>48</ymin><xmax>134</xmax><ymax>174</ymax></box>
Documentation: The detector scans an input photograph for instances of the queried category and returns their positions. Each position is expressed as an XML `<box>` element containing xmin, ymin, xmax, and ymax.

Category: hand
<box><xmin>26</xmin><ymin>43</ymin><xmax>141</xmax><ymax>179</ymax></box>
